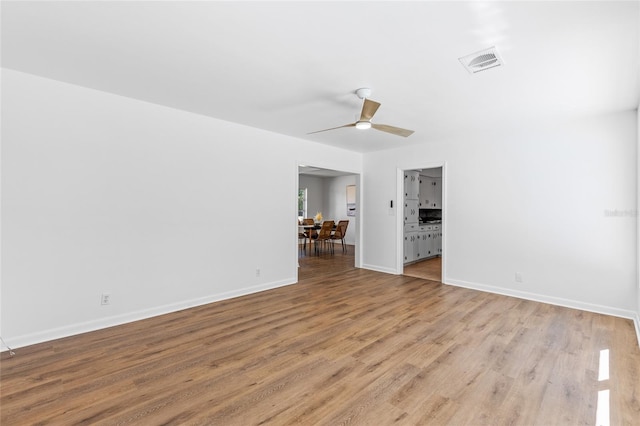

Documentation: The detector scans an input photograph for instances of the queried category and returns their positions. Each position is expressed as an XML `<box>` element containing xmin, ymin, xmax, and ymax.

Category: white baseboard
<box><xmin>2</xmin><ymin>277</ymin><xmax>297</xmax><ymax>351</ymax></box>
<box><xmin>361</xmin><ymin>263</ymin><xmax>398</xmax><ymax>274</ymax></box>
<box><xmin>445</xmin><ymin>277</ymin><xmax>637</xmax><ymax>322</ymax></box>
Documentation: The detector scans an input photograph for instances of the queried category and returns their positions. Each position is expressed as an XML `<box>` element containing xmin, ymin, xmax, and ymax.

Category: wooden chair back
<box><xmin>302</xmin><ymin>218</ymin><xmax>317</xmax><ymax>238</ymax></box>
<box><xmin>334</xmin><ymin>220</ymin><xmax>349</xmax><ymax>238</ymax></box>
<box><xmin>317</xmin><ymin>220</ymin><xmax>334</xmax><ymax>240</ymax></box>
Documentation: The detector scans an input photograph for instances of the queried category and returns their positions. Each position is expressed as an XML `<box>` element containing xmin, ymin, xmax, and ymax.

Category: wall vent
<box><xmin>459</xmin><ymin>46</ymin><xmax>504</xmax><ymax>74</ymax></box>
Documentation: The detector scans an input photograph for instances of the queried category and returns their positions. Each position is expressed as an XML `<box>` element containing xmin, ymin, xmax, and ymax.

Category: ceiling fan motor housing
<box><xmin>356</xmin><ymin>88</ymin><xmax>372</xmax><ymax>99</ymax></box>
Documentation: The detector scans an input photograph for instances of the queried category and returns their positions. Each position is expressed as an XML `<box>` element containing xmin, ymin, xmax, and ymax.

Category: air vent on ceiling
<box><xmin>459</xmin><ymin>46</ymin><xmax>504</xmax><ymax>74</ymax></box>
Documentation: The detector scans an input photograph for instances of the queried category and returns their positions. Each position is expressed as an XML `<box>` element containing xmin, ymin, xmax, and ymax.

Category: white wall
<box><xmin>363</xmin><ymin>112</ymin><xmax>638</xmax><ymax>318</ymax></box>
<box><xmin>298</xmin><ymin>175</ymin><xmax>324</xmax><ymax>220</ymax></box>
<box><xmin>324</xmin><ymin>175</ymin><xmax>357</xmax><ymax>245</ymax></box>
<box><xmin>0</xmin><ymin>69</ymin><xmax>362</xmax><ymax>348</ymax></box>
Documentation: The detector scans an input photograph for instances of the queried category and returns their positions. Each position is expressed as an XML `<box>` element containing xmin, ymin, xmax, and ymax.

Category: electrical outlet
<box><xmin>256</xmin><ymin>268</ymin><xmax>261</xmax><ymax>277</ymax></box>
<box><xmin>101</xmin><ymin>293</ymin><xmax>111</xmax><ymax>305</ymax></box>
<box><xmin>515</xmin><ymin>272</ymin><xmax>523</xmax><ymax>283</ymax></box>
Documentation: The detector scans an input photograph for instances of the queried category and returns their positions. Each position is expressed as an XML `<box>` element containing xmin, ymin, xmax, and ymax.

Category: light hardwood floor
<box><xmin>403</xmin><ymin>257</ymin><xmax>442</xmax><ymax>282</ymax></box>
<box><xmin>2</xmin><ymin>247</ymin><xmax>639</xmax><ymax>425</ymax></box>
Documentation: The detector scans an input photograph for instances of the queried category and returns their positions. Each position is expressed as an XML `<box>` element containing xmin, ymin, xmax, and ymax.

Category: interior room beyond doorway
<box><xmin>297</xmin><ymin>165</ymin><xmax>359</xmax><ymax>271</ymax></box>
<box><xmin>402</xmin><ymin>166</ymin><xmax>443</xmax><ymax>282</ymax></box>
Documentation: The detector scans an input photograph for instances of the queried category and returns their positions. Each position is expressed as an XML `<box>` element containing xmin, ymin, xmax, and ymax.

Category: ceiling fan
<box><xmin>308</xmin><ymin>88</ymin><xmax>414</xmax><ymax>137</ymax></box>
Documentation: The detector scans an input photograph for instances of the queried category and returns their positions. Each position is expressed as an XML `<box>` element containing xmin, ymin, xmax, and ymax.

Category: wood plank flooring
<box><xmin>2</xmin><ymin>247</ymin><xmax>639</xmax><ymax>425</ymax></box>
<box><xmin>403</xmin><ymin>257</ymin><xmax>442</xmax><ymax>282</ymax></box>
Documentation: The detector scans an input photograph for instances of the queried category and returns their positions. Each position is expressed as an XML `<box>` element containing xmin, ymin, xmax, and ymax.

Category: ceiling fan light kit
<box><xmin>308</xmin><ymin>88</ymin><xmax>414</xmax><ymax>137</ymax></box>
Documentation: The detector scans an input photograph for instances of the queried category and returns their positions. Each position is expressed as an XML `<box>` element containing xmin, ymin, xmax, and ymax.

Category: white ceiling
<box><xmin>2</xmin><ymin>1</ymin><xmax>639</xmax><ymax>153</ymax></box>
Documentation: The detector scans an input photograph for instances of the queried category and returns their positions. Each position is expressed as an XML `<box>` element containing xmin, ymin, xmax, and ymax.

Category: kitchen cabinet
<box><xmin>418</xmin><ymin>225</ymin><xmax>436</xmax><ymax>259</ymax></box>
<box><xmin>404</xmin><ymin>171</ymin><xmax>420</xmax><ymax>200</ymax></box>
<box><xmin>432</xmin><ymin>224</ymin><xmax>442</xmax><ymax>255</ymax></box>
<box><xmin>433</xmin><ymin>179</ymin><xmax>442</xmax><ymax>209</ymax></box>
<box><xmin>404</xmin><ymin>170</ymin><xmax>424</xmax><ymax>264</ymax></box>
<box><xmin>404</xmin><ymin>223</ymin><xmax>419</xmax><ymax>233</ymax></box>
<box><xmin>418</xmin><ymin>228</ymin><xmax>432</xmax><ymax>259</ymax></box>
<box><xmin>419</xmin><ymin>177</ymin><xmax>442</xmax><ymax>209</ymax></box>
<box><xmin>405</xmin><ymin>224</ymin><xmax>441</xmax><ymax>262</ymax></box>
<box><xmin>404</xmin><ymin>232</ymin><xmax>418</xmax><ymax>263</ymax></box>
<box><xmin>404</xmin><ymin>199</ymin><xmax>419</xmax><ymax>225</ymax></box>
<box><xmin>418</xmin><ymin>178</ymin><xmax>429</xmax><ymax>207</ymax></box>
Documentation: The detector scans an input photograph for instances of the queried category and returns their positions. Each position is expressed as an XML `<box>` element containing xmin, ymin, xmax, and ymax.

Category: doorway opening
<box><xmin>398</xmin><ymin>165</ymin><xmax>445</xmax><ymax>282</ymax></box>
<box><xmin>296</xmin><ymin>165</ymin><xmax>361</xmax><ymax>279</ymax></box>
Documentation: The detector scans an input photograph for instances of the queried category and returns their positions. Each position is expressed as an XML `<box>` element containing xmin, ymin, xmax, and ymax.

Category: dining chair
<box><xmin>331</xmin><ymin>220</ymin><xmax>349</xmax><ymax>253</ymax></box>
<box><xmin>300</xmin><ymin>218</ymin><xmax>316</xmax><ymax>253</ymax></box>
<box><xmin>313</xmin><ymin>220</ymin><xmax>335</xmax><ymax>255</ymax></box>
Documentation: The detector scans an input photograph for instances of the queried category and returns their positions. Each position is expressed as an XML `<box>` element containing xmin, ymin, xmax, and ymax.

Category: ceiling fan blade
<box><xmin>360</xmin><ymin>99</ymin><xmax>381</xmax><ymax>121</ymax></box>
<box><xmin>371</xmin><ymin>123</ymin><xmax>415</xmax><ymax>137</ymax></box>
<box><xmin>307</xmin><ymin>123</ymin><xmax>356</xmax><ymax>135</ymax></box>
